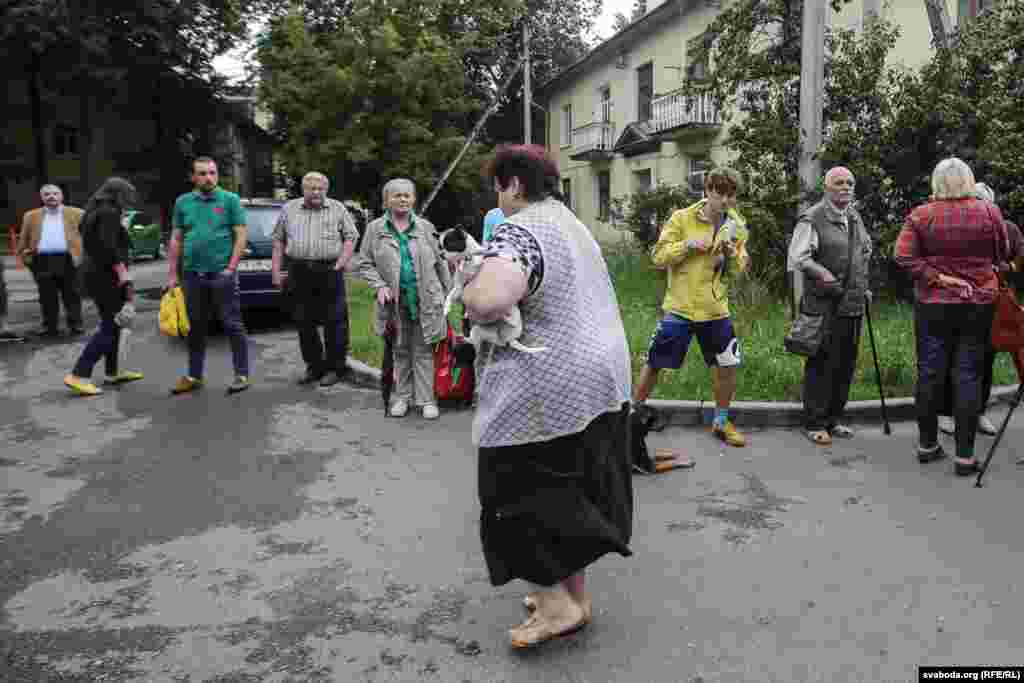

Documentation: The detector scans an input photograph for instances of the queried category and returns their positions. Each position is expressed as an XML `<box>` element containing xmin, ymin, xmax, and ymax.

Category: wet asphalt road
<box><xmin>2</xmin><ymin>311</ymin><xmax>1024</xmax><ymax>682</ymax></box>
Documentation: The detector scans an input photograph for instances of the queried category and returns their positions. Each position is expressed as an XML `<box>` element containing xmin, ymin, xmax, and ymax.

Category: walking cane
<box><xmin>975</xmin><ymin>349</ymin><xmax>1024</xmax><ymax>487</ymax></box>
<box><xmin>864</xmin><ymin>293</ymin><xmax>891</xmax><ymax>435</ymax></box>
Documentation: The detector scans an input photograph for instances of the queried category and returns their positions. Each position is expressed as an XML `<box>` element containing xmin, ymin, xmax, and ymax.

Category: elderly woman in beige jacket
<box><xmin>355</xmin><ymin>178</ymin><xmax>452</xmax><ymax>419</ymax></box>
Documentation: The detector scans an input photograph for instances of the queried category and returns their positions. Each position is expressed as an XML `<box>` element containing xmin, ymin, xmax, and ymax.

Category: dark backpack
<box><xmin>630</xmin><ymin>404</ymin><xmax>668</xmax><ymax>474</ymax></box>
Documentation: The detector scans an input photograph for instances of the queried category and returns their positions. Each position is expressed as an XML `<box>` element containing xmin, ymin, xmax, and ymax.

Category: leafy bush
<box><xmin>611</xmin><ymin>183</ymin><xmax>696</xmax><ymax>252</ymax></box>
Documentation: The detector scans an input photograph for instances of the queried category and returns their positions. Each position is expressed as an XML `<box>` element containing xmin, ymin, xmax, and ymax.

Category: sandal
<box><xmin>829</xmin><ymin>425</ymin><xmax>854</xmax><ymax>439</ymax></box>
<box><xmin>806</xmin><ymin>430</ymin><xmax>832</xmax><ymax>446</ymax></box>
<box><xmin>509</xmin><ymin>608</ymin><xmax>587</xmax><ymax>649</ymax></box>
<box><xmin>523</xmin><ymin>593</ymin><xmax>593</xmax><ymax>624</ymax></box>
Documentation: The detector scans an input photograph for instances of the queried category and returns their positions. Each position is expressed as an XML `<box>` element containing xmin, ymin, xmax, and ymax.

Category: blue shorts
<box><xmin>646</xmin><ymin>314</ymin><xmax>741</xmax><ymax>369</ymax></box>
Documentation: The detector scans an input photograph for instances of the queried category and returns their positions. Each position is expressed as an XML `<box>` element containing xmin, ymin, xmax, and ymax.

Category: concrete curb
<box><xmin>343</xmin><ymin>358</ymin><xmax>1021</xmax><ymax>427</ymax></box>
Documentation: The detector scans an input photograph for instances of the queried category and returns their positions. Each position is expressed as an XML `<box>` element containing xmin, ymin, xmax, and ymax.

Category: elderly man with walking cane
<box><xmin>788</xmin><ymin>166</ymin><xmax>873</xmax><ymax>446</ymax></box>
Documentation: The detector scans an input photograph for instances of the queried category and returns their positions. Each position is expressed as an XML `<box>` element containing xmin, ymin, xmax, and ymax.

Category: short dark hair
<box><xmin>482</xmin><ymin>144</ymin><xmax>560</xmax><ymax>202</ymax></box>
<box><xmin>192</xmin><ymin>156</ymin><xmax>217</xmax><ymax>172</ymax></box>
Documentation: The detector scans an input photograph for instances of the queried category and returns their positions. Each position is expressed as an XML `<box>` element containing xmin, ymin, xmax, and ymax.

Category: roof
<box><xmin>536</xmin><ymin>0</ymin><xmax>702</xmax><ymax>100</ymax></box>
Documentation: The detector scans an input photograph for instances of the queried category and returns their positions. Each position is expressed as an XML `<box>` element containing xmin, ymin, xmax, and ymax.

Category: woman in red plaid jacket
<box><xmin>895</xmin><ymin>157</ymin><xmax>1010</xmax><ymax>476</ymax></box>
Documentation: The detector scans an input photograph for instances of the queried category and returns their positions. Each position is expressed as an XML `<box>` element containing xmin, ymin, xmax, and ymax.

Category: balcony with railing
<box><xmin>649</xmin><ymin>90</ymin><xmax>721</xmax><ymax>133</ymax></box>
<box><xmin>569</xmin><ymin>121</ymin><xmax>615</xmax><ymax>162</ymax></box>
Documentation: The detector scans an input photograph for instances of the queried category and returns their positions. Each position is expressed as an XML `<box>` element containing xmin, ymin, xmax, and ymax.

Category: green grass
<box><xmin>344</xmin><ymin>246</ymin><xmax>1017</xmax><ymax>401</ymax></box>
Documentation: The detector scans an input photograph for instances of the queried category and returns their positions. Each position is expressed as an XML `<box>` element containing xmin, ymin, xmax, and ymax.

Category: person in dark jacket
<box><xmin>64</xmin><ymin>177</ymin><xmax>143</xmax><ymax>396</ymax></box>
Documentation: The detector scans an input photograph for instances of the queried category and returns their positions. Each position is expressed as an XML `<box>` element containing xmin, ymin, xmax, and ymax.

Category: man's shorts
<box><xmin>646</xmin><ymin>313</ymin><xmax>741</xmax><ymax>369</ymax></box>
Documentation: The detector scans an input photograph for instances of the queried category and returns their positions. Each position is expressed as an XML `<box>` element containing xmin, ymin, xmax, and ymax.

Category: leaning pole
<box><xmin>419</xmin><ymin>56</ymin><xmax>527</xmax><ymax>216</ymax></box>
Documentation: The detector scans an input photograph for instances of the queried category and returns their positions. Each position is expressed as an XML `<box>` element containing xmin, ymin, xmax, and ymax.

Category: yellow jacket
<box><xmin>650</xmin><ymin>200</ymin><xmax>750</xmax><ymax>321</ymax></box>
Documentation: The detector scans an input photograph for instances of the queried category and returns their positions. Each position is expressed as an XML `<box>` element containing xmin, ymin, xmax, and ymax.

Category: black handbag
<box><xmin>784</xmin><ymin>215</ymin><xmax>857</xmax><ymax>357</ymax></box>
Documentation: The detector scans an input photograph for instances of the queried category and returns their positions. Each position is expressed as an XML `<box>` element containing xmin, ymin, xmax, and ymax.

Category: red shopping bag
<box><xmin>434</xmin><ymin>321</ymin><xmax>475</xmax><ymax>403</ymax></box>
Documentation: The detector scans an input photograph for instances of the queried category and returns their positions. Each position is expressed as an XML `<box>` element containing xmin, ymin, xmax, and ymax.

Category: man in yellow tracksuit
<box><xmin>634</xmin><ymin>167</ymin><xmax>751</xmax><ymax>447</ymax></box>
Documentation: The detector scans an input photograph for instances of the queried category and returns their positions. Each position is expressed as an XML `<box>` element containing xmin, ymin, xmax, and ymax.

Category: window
<box><xmin>637</xmin><ymin>63</ymin><xmax>653</xmax><ymax>121</ymax></box>
<box><xmin>53</xmin><ymin>125</ymin><xmax>79</xmax><ymax>157</ymax></box>
<box><xmin>599</xmin><ymin>85</ymin><xmax>612</xmax><ymax>123</ymax></box>
<box><xmin>633</xmin><ymin>169</ymin><xmax>653</xmax><ymax>194</ymax></box>
<box><xmin>688</xmin><ymin>157</ymin><xmax>712</xmax><ymax>196</ymax></box>
<box><xmin>597</xmin><ymin>171</ymin><xmax>611</xmax><ymax>221</ymax></box>
<box><xmin>562</xmin><ymin>178</ymin><xmax>572</xmax><ymax>212</ymax></box>
<box><xmin>560</xmin><ymin>103</ymin><xmax>573</xmax><ymax>147</ymax></box>
<box><xmin>686</xmin><ymin>32</ymin><xmax>713</xmax><ymax>81</ymax></box>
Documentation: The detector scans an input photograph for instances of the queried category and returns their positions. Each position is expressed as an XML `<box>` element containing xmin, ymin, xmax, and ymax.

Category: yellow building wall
<box><xmin>548</xmin><ymin>1</ymin><xmax>727</xmax><ymax>242</ymax></box>
<box><xmin>546</xmin><ymin>0</ymin><xmax>948</xmax><ymax>244</ymax></box>
<box><xmin>831</xmin><ymin>0</ymin><xmax>951</xmax><ymax>71</ymax></box>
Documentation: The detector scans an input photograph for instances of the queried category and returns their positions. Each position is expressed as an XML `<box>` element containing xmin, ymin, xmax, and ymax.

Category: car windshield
<box><xmin>246</xmin><ymin>206</ymin><xmax>281</xmax><ymax>241</ymax></box>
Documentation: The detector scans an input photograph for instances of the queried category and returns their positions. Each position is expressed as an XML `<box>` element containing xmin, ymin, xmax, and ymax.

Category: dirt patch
<box><xmin>690</xmin><ymin>472</ymin><xmax>806</xmax><ymax>543</ymax></box>
<box><xmin>258</xmin><ymin>534</ymin><xmax>326</xmax><ymax>557</ymax></box>
<box><xmin>828</xmin><ymin>452</ymin><xmax>869</xmax><ymax>468</ymax></box>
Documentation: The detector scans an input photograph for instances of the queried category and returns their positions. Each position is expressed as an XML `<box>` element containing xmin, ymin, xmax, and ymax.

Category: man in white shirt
<box><xmin>17</xmin><ymin>185</ymin><xmax>85</xmax><ymax>336</ymax></box>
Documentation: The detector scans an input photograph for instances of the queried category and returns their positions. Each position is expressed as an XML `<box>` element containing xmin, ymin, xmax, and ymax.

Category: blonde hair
<box><xmin>975</xmin><ymin>182</ymin><xmax>995</xmax><ymax>203</ymax></box>
<box><xmin>931</xmin><ymin>157</ymin><xmax>977</xmax><ymax>200</ymax></box>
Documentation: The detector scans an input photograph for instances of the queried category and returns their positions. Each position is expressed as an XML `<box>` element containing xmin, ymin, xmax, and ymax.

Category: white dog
<box><xmin>438</xmin><ymin>227</ymin><xmax>547</xmax><ymax>354</ymax></box>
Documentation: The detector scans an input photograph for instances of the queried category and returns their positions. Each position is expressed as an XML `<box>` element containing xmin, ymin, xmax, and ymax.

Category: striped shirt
<box><xmin>272</xmin><ymin>197</ymin><xmax>359</xmax><ymax>261</ymax></box>
<box><xmin>894</xmin><ymin>198</ymin><xmax>1008</xmax><ymax>305</ymax></box>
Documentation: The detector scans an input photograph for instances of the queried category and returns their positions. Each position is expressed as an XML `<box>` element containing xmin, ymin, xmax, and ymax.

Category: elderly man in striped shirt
<box><xmin>271</xmin><ymin>172</ymin><xmax>360</xmax><ymax>387</ymax></box>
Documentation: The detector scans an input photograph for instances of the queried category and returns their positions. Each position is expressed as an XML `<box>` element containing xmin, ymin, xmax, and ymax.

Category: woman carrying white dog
<box><xmin>464</xmin><ymin>145</ymin><xmax>633</xmax><ymax>648</ymax></box>
<box><xmin>355</xmin><ymin>178</ymin><xmax>451</xmax><ymax>419</ymax></box>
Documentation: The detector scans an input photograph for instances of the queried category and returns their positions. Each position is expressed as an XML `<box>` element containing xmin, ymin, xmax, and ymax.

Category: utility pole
<box><xmin>923</xmin><ymin>0</ymin><xmax>952</xmax><ymax>49</ymax></box>
<box><xmin>523</xmin><ymin>20</ymin><xmax>532</xmax><ymax>144</ymax></box>
<box><xmin>797</xmin><ymin>0</ymin><xmax>826</xmax><ymax>205</ymax></box>
<box><xmin>793</xmin><ymin>0</ymin><xmax>826</xmax><ymax>315</ymax></box>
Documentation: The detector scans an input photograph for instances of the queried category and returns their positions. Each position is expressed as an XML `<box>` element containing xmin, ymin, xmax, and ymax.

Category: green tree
<box><xmin>256</xmin><ymin>2</ymin><xmax>495</xmax><ymax>224</ymax></box>
<box><xmin>675</xmin><ymin>0</ymin><xmax>900</xmax><ymax>290</ymax></box>
<box><xmin>0</xmin><ymin>0</ymin><xmax>247</xmax><ymax>217</ymax></box>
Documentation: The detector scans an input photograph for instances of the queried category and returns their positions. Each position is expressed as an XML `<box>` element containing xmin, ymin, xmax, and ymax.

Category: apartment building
<box><xmin>538</xmin><ymin>0</ymin><xmax>991</xmax><ymax>242</ymax></box>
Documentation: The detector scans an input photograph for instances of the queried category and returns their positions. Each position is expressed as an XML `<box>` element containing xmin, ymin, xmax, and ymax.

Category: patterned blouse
<box><xmin>480</xmin><ymin>222</ymin><xmax>545</xmax><ymax>297</ymax></box>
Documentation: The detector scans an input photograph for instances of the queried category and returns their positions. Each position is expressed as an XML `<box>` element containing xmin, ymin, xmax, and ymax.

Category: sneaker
<box><xmin>0</xmin><ymin>330</ymin><xmax>25</xmax><ymax>342</ymax></box>
<box><xmin>916</xmin><ymin>443</ymin><xmax>946</xmax><ymax>464</ymax></box>
<box><xmin>64</xmin><ymin>374</ymin><xmax>102</xmax><ymax>396</ymax></box>
<box><xmin>389</xmin><ymin>399</ymin><xmax>409</xmax><ymax>417</ymax></box>
<box><xmin>104</xmin><ymin>371</ymin><xmax>144</xmax><ymax>385</ymax></box>
<box><xmin>978</xmin><ymin>414</ymin><xmax>998</xmax><ymax>436</ymax></box>
<box><xmin>171</xmin><ymin>375</ymin><xmax>204</xmax><ymax>395</ymax></box>
<box><xmin>227</xmin><ymin>376</ymin><xmax>250</xmax><ymax>394</ymax></box>
<box><xmin>422</xmin><ymin>403</ymin><xmax>440</xmax><ymax>420</ymax></box>
<box><xmin>712</xmin><ymin>420</ymin><xmax>746</xmax><ymax>447</ymax></box>
<box><xmin>938</xmin><ymin>416</ymin><xmax>954</xmax><ymax>435</ymax></box>
<box><xmin>68</xmin><ymin>326</ymin><xmax>85</xmax><ymax>336</ymax></box>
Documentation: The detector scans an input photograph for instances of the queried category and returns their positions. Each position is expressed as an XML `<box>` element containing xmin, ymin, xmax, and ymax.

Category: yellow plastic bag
<box><xmin>159</xmin><ymin>286</ymin><xmax>190</xmax><ymax>337</ymax></box>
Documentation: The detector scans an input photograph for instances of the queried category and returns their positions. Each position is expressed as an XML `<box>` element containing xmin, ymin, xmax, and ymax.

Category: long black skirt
<box><xmin>478</xmin><ymin>402</ymin><xmax>634</xmax><ymax>587</ymax></box>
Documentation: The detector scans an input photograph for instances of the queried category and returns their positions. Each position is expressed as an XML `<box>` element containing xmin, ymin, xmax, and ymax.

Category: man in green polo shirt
<box><xmin>166</xmin><ymin>156</ymin><xmax>251</xmax><ymax>395</ymax></box>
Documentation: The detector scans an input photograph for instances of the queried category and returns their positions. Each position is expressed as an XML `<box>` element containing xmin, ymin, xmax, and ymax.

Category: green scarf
<box><xmin>385</xmin><ymin>212</ymin><xmax>419</xmax><ymax>322</ymax></box>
